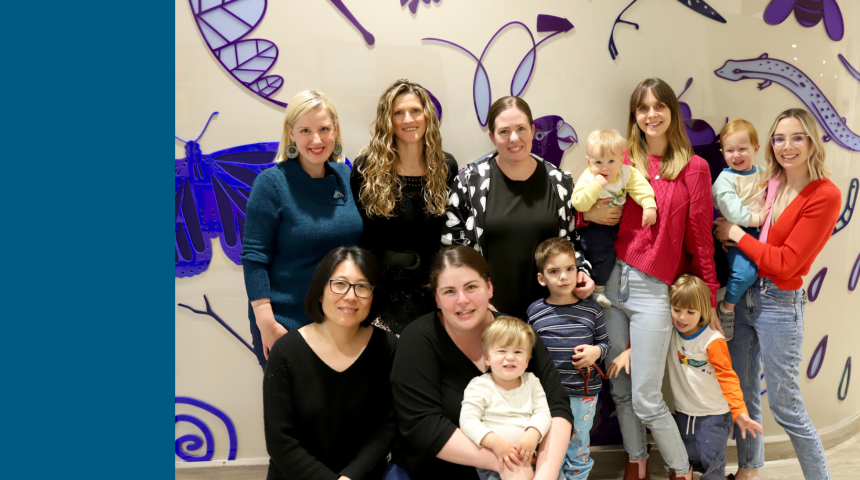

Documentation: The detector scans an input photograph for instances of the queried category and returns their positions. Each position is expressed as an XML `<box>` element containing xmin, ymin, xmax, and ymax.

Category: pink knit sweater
<box><xmin>614</xmin><ymin>152</ymin><xmax>719</xmax><ymax>306</ymax></box>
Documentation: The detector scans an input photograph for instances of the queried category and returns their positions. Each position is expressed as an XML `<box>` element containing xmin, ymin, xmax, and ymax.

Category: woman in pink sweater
<box><xmin>585</xmin><ymin>78</ymin><xmax>718</xmax><ymax>480</ymax></box>
<box><xmin>714</xmin><ymin>108</ymin><xmax>840</xmax><ymax>480</ymax></box>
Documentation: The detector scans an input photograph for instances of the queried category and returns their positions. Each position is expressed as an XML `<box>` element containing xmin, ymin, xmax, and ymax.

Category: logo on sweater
<box><xmin>677</xmin><ymin>351</ymin><xmax>709</xmax><ymax>368</ymax></box>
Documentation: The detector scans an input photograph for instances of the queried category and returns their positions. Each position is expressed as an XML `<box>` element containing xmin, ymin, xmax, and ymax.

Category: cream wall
<box><xmin>176</xmin><ymin>0</ymin><xmax>860</xmax><ymax>464</ymax></box>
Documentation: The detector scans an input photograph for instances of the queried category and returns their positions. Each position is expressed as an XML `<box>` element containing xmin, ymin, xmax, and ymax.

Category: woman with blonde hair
<box><xmin>242</xmin><ymin>89</ymin><xmax>363</xmax><ymax>370</ymax></box>
<box><xmin>350</xmin><ymin>79</ymin><xmax>458</xmax><ymax>334</ymax></box>
<box><xmin>714</xmin><ymin>108</ymin><xmax>839</xmax><ymax>480</ymax></box>
<box><xmin>585</xmin><ymin>78</ymin><xmax>718</xmax><ymax>480</ymax></box>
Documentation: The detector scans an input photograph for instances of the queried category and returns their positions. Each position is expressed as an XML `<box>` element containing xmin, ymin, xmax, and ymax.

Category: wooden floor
<box><xmin>176</xmin><ymin>432</ymin><xmax>860</xmax><ymax>479</ymax></box>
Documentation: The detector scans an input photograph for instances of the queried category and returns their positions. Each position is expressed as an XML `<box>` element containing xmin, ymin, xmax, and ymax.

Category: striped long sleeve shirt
<box><xmin>526</xmin><ymin>298</ymin><xmax>610</xmax><ymax>397</ymax></box>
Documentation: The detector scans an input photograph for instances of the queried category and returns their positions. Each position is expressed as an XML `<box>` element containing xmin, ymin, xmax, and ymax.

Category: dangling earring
<box><xmin>286</xmin><ymin>144</ymin><xmax>299</xmax><ymax>159</ymax></box>
<box><xmin>333</xmin><ymin>142</ymin><xmax>343</xmax><ymax>156</ymax></box>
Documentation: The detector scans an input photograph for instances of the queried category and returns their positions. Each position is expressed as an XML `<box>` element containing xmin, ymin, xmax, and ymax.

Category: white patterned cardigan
<box><xmin>440</xmin><ymin>152</ymin><xmax>592</xmax><ymax>277</ymax></box>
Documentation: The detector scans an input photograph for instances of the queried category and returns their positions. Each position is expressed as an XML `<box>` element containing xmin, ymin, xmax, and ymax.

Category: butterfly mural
<box><xmin>764</xmin><ymin>0</ymin><xmax>844</xmax><ymax>42</ymax></box>
<box><xmin>188</xmin><ymin>0</ymin><xmax>285</xmax><ymax>107</ymax></box>
<box><xmin>175</xmin><ymin>113</ymin><xmax>279</xmax><ymax>278</ymax></box>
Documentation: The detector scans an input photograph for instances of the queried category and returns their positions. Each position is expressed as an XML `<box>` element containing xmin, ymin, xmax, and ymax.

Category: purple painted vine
<box><xmin>764</xmin><ymin>0</ymin><xmax>844</xmax><ymax>42</ymax></box>
<box><xmin>178</xmin><ymin>295</ymin><xmax>255</xmax><ymax>354</ymax></box>
<box><xmin>401</xmin><ymin>0</ymin><xmax>440</xmax><ymax>15</ymax></box>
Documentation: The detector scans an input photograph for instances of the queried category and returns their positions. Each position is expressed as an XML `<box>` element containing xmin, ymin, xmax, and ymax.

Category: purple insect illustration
<box><xmin>423</xmin><ymin>14</ymin><xmax>574</xmax><ymax>126</ymax></box>
<box><xmin>764</xmin><ymin>0</ymin><xmax>844</xmax><ymax>42</ymax></box>
<box><xmin>532</xmin><ymin>115</ymin><xmax>578</xmax><ymax>168</ymax></box>
<box><xmin>401</xmin><ymin>0</ymin><xmax>440</xmax><ymax>15</ymax></box>
<box><xmin>833</xmin><ymin>178</ymin><xmax>857</xmax><ymax>236</ymax></box>
<box><xmin>609</xmin><ymin>0</ymin><xmax>726</xmax><ymax>60</ymax></box>
<box><xmin>188</xmin><ymin>0</ymin><xmax>286</xmax><ymax>108</ymax></box>
<box><xmin>175</xmin><ymin>113</ymin><xmax>279</xmax><ymax>278</ymax></box>
<box><xmin>330</xmin><ymin>0</ymin><xmax>375</xmax><ymax>45</ymax></box>
<box><xmin>715</xmin><ymin>54</ymin><xmax>860</xmax><ymax>152</ymax></box>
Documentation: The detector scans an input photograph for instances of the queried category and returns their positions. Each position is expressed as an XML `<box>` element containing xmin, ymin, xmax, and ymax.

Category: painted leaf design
<box><xmin>807</xmin><ymin>335</ymin><xmax>828</xmax><ymax>379</ymax></box>
<box><xmin>849</xmin><ymin>252</ymin><xmax>860</xmax><ymax>292</ymax></box>
<box><xmin>248</xmin><ymin>75</ymin><xmax>283</xmax><ymax>97</ymax></box>
<box><xmin>190</xmin><ymin>0</ymin><xmax>266</xmax><ymax>50</ymax></box>
<box><xmin>215</xmin><ymin>39</ymin><xmax>277</xmax><ymax>83</ymax></box>
<box><xmin>473</xmin><ymin>63</ymin><xmax>491</xmax><ymax>126</ymax></box>
<box><xmin>807</xmin><ymin>267</ymin><xmax>827</xmax><ymax>302</ymax></box>
<box><xmin>511</xmin><ymin>48</ymin><xmax>536</xmax><ymax>97</ymax></box>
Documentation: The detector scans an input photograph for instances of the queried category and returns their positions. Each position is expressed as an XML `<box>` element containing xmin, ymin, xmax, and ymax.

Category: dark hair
<box><xmin>428</xmin><ymin>246</ymin><xmax>492</xmax><ymax>292</ymax></box>
<box><xmin>534</xmin><ymin>237</ymin><xmax>577</xmax><ymax>272</ymax></box>
<box><xmin>487</xmin><ymin>96</ymin><xmax>534</xmax><ymax>136</ymax></box>
<box><xmin>304</xmin><ymin>246</ymin><xmax>380</xmax><ymax>326</ymax></box>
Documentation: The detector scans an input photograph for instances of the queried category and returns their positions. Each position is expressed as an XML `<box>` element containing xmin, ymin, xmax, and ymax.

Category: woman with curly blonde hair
<box><xmin>350</xmin><ymin>79</ymin><xmax>458</xmax><ymax>334</ymax></box>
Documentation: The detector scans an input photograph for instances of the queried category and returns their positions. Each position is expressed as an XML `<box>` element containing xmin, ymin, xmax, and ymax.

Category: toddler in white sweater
<box><xmin>460</xmin><ymin>316</ymin><xmax>561</xmax><ymax>480</ymax></box>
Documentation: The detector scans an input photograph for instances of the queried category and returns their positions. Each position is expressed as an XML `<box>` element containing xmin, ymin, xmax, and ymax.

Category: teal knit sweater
<box><xmin>241</xmin><ymin>160</ymin><xmax>363</xmax><ymax>330</ymax></box>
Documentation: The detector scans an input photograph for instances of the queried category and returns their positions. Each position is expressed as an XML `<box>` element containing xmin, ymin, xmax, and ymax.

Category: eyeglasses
<box><xmin>328</xmin><ymin>279</ymin><xmax>374</xmax><ymax>298</ymax></box>
<box><xmin>770</xmin><ymin>134</ymin><xmax>810</xmax><ymax>148</ymax></box>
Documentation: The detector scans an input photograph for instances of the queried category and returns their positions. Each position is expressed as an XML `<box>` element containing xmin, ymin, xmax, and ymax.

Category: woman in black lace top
<box><xmin>350</xmin><ymin>79</ymin><xmax>458</xmax><ymax>334</ymax></box>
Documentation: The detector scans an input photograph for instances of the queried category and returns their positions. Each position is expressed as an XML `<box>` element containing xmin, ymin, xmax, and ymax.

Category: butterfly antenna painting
<box><xmin>176</xmin><ymin>112</ymin><xmax>219</xmax><ymax>144</ymax></box>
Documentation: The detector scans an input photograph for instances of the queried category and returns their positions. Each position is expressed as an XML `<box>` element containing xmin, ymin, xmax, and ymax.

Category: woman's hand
<box><xmin>735</xmin><ymin>413</ymin><xmax>764</xmax><ymax>439</ymax></box>
<box><xmin>253</xmin><ymin>301</ymin><xmax>288</xmax><ymax>360</ymax></box>
<box><xmin>606</xmin><ymin>349</ymin><xmax>631</xmax><ymax>378</ymax></box>
<box><xmin>574</xmin><ymin>272</ymin><xmax>595</xmax><ymax>299</ymax></box>
<box><xmin>582</xmin><ymin>198</ymin><xmax>623</xmax><ymax>226</ymax></box>
<box><xmin>709</xmin><ymin>307</ymin><xmax>724</xmax><ymax>335</ymax></box>
<box><xmin>516</xmin><ymin>428</ymin><xmax>541</xmax><ymax>463</ymax></box>
<box><xmin>713</xmin><ymin>217</ymin><xmax>745</xmax><ymax>244</ymax></box>
<box><xmin>572</xmin><ymin>345</ymin><xmax>602</xmax><ymax>369</ymax></box>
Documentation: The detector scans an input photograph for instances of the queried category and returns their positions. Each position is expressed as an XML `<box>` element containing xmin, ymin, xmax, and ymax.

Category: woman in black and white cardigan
<box><xmin>441</xmin><ymin>96</ymin><xmax>593</xmax><ymax>319</ymax></box>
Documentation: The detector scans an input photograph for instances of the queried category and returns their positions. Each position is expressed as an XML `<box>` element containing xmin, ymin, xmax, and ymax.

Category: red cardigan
<box><xmin>738</xmin><ymin>178</ymin><xmax>841</xmax><ymax>291</ymax></box>
<box><xmin>614</xmin><ymin>152</ymin><xmax>719</xmax><ymax>306</ymax></box>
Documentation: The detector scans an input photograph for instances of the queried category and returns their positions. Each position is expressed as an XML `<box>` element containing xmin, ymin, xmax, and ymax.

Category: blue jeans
<box><xmin>724</xmin><ymin>226</ymin><xmax>759</xmax><ymax>305</ymax></box>
<box><xmin>563</xmin><ymin>396</ymin><xmax>597</xmax><ymax>480</ymax></box>
<box><xmin>604</xmin><ymin>260</ymin><xmax>690</xmax><ymax>474</ymax></box>
<box><xmin>727</xmin><ymin>278</ymin><xmax>830</xmax><ymax>478</ymax></box>
<box><xmin>675</xmin><ymin>412</ymin><xmax>732</xmax><ymax>480</ymax></box>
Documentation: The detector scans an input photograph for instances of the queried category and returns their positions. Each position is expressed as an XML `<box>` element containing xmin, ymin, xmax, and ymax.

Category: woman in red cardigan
<box><xmin>714</xmin><ymin>108</ymin><xmax>840</xmax><ymax>480</ymax></box>
<box><xmin>585</xmin><ymin>78</ymin><xmax>718</xmax><ymax>480</ymax></box>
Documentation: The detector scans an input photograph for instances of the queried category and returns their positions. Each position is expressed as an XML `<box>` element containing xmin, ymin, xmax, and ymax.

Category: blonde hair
<box><xmin>626</xmin><ymin>78</ymin><xmax>693</xmax><ymax>181</ymax></box>
<box><xmin>357</xmin><ymin>79</ymin><xmax>449</xmax><ymax>218</ymax></box>
<box><xmin>720</xmin><ymin>119</ymin><xmax>760</xmax><ymax>148</ymax></box>
<box><xmin>482</xmin><ymin>316</ymin><xmax>535</xmax><ymax>356</ymax></box>
<box><xmin>276</xmin><ymin>90</ymin><xmax>343</xmax><ymax>163</ymax></box>
<box><xmin>763</xmin><ymin>108</ymin><xmax>831</xmax><ymax>182</ymax></box>
<box><xmin>586</xmin><ymin>130</ymin><xmax>625</xmax><ymax>159</ymax></box>
<box><xmin>534</xmin><ymin>237</ymin><xmax>576</xmax><ymax>272</ymax></box>
<box><xmin>669</xmin><ymin>275</ymin><xmax>712</xmax><ymax>327</ymax></box>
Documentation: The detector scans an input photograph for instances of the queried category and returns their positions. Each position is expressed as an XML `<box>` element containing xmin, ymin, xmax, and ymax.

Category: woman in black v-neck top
<box><xmin>263</xmin><ymin>247</ymin><xmax>397</xmax><ymax>480</ymax></box>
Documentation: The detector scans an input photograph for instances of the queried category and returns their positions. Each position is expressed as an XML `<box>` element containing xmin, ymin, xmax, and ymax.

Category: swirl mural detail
<box><xmin>175</xmin><ymin>396</ymin><xmax>238</xmax><ymax>462</ymax></box>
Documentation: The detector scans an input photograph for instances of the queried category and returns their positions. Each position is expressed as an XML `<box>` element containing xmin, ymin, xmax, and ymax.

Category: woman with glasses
<box><xmin>714</xmin><ymin>108</ymin><xmax>840</xmax><ymax>480</ymax></box>
<box><xmin>263</xmin><ymin>246</ymin><xmax>397</xmax><ymax>480</ymax></box>
<box><xmin>242</xmin><ymin>90</ymin><xmax>363</xmax><ymax>371</ymax></box>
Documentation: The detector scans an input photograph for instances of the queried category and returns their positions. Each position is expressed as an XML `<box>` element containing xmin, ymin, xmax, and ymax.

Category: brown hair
<box><xmin>534</xmin><ymin>237</ymin><xmax>577</xmax><ymax>272</ymax></box>
<box><xmin>357</xmin><ymin>79</ymin><xmax>449</xmax><ymax>218</ymax></box>
<box><xmin>626</xmin><ymin>78</ymin><xmax>693</xmax><ymax>181</ymax></box>
<box><xmin>763</xmin><ymin>108</ymin><xmax>831</xmax><ymax>182</ymax></box>
<box><xmin>720</xmin><ymin>119</ymin><xmax>760</xmax><ymax>149</ymax></box>
<box><xmin>482</xmin><ymin>316</ymin><xmax>535</xmax><ymax>356</ymax></box>
<box><xmin>487</xmin><ymin>96</ymin><xmax>534</xmax><ymax>136</ymax></box>
<box><xmin>669</xmin><ymin>274</ymin><xmax>712</xmax><ymax>327</ymax></box>
<box><xmin>428</xmin><ymin>246</ymin><xmax>492</xmax><ymax>292</ymax></box>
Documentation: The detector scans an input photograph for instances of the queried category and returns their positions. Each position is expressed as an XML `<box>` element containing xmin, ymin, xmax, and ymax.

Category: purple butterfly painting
<box><xmin>764</xmin><ymin>0</ymin><xmax>844</xmax><ymax>42</ymax></box>
<box><xmin>188</xmin><ymin>0</ymin><xmax>286</xmax><ymax>107</ymax></box>
<box><xmin>175</xmin><ymin>113</ymin><xmax>279</xmax><ymax>278</ymax></box>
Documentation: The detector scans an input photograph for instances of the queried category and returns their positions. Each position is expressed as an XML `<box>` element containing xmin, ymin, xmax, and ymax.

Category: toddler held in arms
<box><xmin>572</xmin><ymin>130</ymin><xmax>656</xmax><ymax>308</ymax></box>
<box><xmin>460</xmin><ymin>316</ymin><xmax>562</xmax><ymax>480</ymax></box>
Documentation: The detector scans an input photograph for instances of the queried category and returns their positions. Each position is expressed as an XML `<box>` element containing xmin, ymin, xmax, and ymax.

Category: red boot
<box><xmin>668</xmin><ymin>468</ymin><xmax>693</xmax><ymax>480</ymax></box>
<box><xmin>623</xmin><ymin>453</ymin><xmax>651</xmax><ymax>480</ymax></box>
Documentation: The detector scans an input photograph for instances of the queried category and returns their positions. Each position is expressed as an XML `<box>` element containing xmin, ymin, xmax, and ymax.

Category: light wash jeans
<box><xmin>563</xmin><ymin>396</ymin><xmax>598</xmax><ymax>480</ymax></box>
<box><xmin>727</xmin><ymin>278</ymin><xmax>830</xmax><ymax>479</ymax></box>
<box><xmin>604</xmin><ymin>260</ymin><xmax>690</xmax><ymax>474</ymax></box>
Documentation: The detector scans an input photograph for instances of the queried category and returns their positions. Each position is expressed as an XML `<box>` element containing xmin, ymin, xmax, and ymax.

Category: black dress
<box><xmin>390</xmin><ymin>311</ymin><xmax>573</xmax><ymax>480</ymax></box>
<box><xmin>263</xmin><ymin>327</ymin><xmax>397</xmax><ymax>480</ymax></box>
<box><xmin>484</xmin><ymin>159</ymin><xmax>559</xmax><ymax>319</ymax></box>
<box><xmin>350</xmin><ymin>153</ymin><xmax>459</xmax><ymax>334</ymax></box>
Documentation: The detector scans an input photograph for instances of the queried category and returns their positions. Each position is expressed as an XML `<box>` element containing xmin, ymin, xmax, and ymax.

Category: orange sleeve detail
<box><xmin>707</xmin><ymin>339</ymin><xmax>748</xmax><ymax>420</ymax></box>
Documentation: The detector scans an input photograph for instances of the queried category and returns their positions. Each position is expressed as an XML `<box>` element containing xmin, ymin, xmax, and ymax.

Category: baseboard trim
<box><xmin>175</xmin><ymin>458</ymin><xmax>270</xmax><ymax>469</ymax></box>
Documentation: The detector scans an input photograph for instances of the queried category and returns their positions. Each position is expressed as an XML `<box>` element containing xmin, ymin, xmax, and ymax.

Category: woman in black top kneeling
<box><xmin>264</xmin><ymin>246</ymin><xmax>397</xmax><ymax>480</ymax></box>
<box><xmin>389</xmin><ymin>246</ymin><xmax>573</xmax><ymax>480</ymax></box>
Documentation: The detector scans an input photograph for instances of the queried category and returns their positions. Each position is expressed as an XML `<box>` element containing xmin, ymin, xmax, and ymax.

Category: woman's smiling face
<box><xmin>635</xmin><ymin>89</ymin><xmax>671</xmax><ymax>141</ymax></box>
<box><xmin>489</xmin><ymin>106</ymin><xmax>535</xmax><ymax>168</ymax></box>
<box><xmin>434</xmin><ymin>266</ymin><xmax>493</xmax><ymax>333</ymax></box>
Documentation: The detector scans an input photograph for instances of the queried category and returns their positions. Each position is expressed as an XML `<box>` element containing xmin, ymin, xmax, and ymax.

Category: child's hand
<box><xmin>516</xmin><ymin>427</ymin><xmax>541</xmax><ymax>463</ymax></box>
<box><xmin>606</xmin><ymin>348</ymin><xmax>631</xmax><ymax>378</ymax></box>
<box><xmin>735</xmin><ymin>413</ymin><xmax>763</xmax><ymax>439</ymax></box>
<box><xmin>593</xmin><ymin>174</ymin><xmax>609</xmax><ymax>188</ymax></box>
<box><xmin>758</xmin><ymin>201</ymin><xmax>773</xmax><ymax>226</ymax></box>
<box><xmin>572</xmin><ymin>345</ymin><xmax>602</xmax><ymax>369</ymax></box>
<box><xmin>482</xmin><ymin>432</ymin><xmax>522</xmax><ymax>472</ymax></box>
<box><xmin>642</xmin><ymin>208</ymin><xmax>657</xmax><ymax>227</ymax></box>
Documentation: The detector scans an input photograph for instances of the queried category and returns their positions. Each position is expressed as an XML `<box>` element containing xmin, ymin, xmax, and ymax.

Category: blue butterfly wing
<box><xmin>176</xmin><ymin>154</ymin><xmax>213</xmax><ymax>278</ymax></box>
<box><xmin>208</xmin><ymin>142</ymin><xmax>279</xmax><ymax>266</ymax></box>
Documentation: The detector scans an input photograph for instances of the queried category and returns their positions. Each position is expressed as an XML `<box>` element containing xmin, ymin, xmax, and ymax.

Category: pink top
<box><xmin>614</xmin><ymin>152</ymin><xmax>719</xmax><ymax>306</ymax></box>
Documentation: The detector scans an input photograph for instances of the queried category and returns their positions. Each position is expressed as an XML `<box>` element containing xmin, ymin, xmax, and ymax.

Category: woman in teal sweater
<box><xmin>242</xmin><ymin>90</ymin><xmax>363</xmax><ymax>370</ymax></box>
